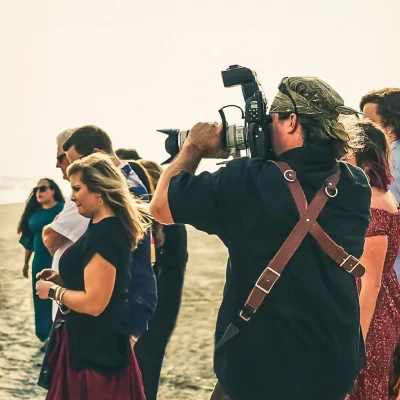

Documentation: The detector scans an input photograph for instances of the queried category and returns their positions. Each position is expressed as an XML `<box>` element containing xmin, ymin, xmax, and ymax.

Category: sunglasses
<box><xmin>57</xmin><ymin>153</ymin><xmax>67</xmax><ymax>163</ymax></box>
<box><xmin>264</xmin><ymin>81</ymin><xmax>298</xmax><ymax>125</ymax></box>
<box><xmin>278</xmin><ymin>81</ymin><xmax>298</xmax><ymax>115</ymax></box>
<box><xmin>34</xmin><ymin>185</ymin><xmax>50</xmax><ymax>193</ymax></box>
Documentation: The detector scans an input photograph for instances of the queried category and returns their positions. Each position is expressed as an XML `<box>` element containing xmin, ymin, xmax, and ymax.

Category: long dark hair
<box><xmin>127</xmin><ymin>161</ymin><xmax>154</xmax><ymax>195</ymax></box>
<box><xmin>128</xmin><ymin>160</ymin><xmax>165</xmax><ymax>247</ymax></box>
<box><xmin>355</xmin><ymin>120</ymin><xmax>393</xmax><ymax>190</ymax></box>
<box><xmin>138</xmin><ymin>159</ymin><xmax>165</xmax><ymax>248</ymax></box>
<box><xmin>17</xmin><ymin>178</ymin><xmax>64</xmax><ymax>236</ymax></box>
<box><xmin>360</xmin><ymin>88</ymin><xmax>400</xmax><ymax>141</ymax></box>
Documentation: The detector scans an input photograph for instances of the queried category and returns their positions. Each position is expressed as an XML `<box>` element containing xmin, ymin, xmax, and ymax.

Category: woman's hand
<box><xmin>35</xmin><ymin>280</ymin><xmax>54</xmax><ymax>300</ymax></box>
<box><xmin>130</xmin><ymin>335</ymin><xmax>138</xmax><ymax>349</ymax></box>
<box><xmin>36</xmin><ymin>269</ymin><xmax>59</xmax><ymax>282</ymax></box>
<box><xmin>22</xmin><ymin>263</ymin><xmax>29</xmax><ymax>279</ymax></box>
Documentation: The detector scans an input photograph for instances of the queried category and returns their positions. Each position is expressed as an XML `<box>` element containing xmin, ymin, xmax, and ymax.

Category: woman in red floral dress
<box><xmin>346</xmin><ymin>120</ymin><xmax>400</xmax><ymax>399</ymax></box>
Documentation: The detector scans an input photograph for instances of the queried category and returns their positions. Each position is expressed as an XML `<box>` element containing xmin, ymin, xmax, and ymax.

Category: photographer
<box><xmin>150</xmin><ymin>77</ymin><xmax>371</xmax><ymax>400</ymax></box>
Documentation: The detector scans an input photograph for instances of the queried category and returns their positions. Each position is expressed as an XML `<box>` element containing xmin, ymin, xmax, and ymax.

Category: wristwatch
<box><xmin>48</xmin><ymin>285</ymin><xmax>57</xmax><ymax>300</ymax></box>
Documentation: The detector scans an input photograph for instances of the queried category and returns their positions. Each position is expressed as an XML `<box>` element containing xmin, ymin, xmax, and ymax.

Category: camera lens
<box><xmin>165</xmin><ymin>132</ymin><xmax>180</xmax><ymax>156</ymax></box>
<box><xmin>226</xmin><ymin>125</ymin><xmax>246</xmax><ymax>150</ymax></box>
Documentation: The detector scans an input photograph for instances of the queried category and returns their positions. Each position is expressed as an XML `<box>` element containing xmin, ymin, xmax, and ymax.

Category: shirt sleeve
<box><xmin>167</xmin><ymin>164</ymin><xmax>233</xmax><ymax>236</ymax></box>
<box><xmin>85</xmin><ymin>222</ymin><xmax>123</xmax><ymax>268</ymax></box>
<box><xmin>19</xmin><ymin>233</ymin><xmax>34</xmax><ymax>251</ymax></box>
<box><xmin>129</xmin><ymin>233</ymin><xmax>157</xmax><ymax>337</ymax></box>
<box><xmin>389</xmin><ymin>177</ymin><xmax>400</xmax><ymax>204</ymax></box>
<box><xmin>50</xmin><ymin>198</ymin><xmax>89</xmax><ymax>243</ymax></box>
<box><xmin>389</xmin><ymin>143</ymin><xmax>400</xmax><ymax>203</ymax></box>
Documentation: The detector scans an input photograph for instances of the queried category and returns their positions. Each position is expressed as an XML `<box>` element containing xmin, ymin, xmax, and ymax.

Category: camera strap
<box><xmin>215</xmin><ymin>161</ymin><xmax>365</xmax><ymax>350</ymax></box>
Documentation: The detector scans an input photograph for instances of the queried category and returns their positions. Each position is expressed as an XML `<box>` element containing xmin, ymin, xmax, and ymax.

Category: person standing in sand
<box><xmin>345</xmin><ymin>124</ymin><xmax>400</xmax><ymax>399</ymax></box>
<box><xmin>151</xmin><ymin>77</ymin><xmax>371</xmax><ymax>400</ymax></box>
<box><xmin>36</xmin><ymin>154</ymin><xmax>149</xmax><ymax>399</ymax></box>
<box><xmin>360</xmin><ymin>89</ymin><xmax>400</xmax><ymax>281</ymax></box>
<box><xmin>42</xmin><ymin>128</ymin><xmax>90</xmax><ymax>321</ymax></box>
<box><xmin>61</xmin><ymin>125</ymin><xmax>157</xmax><ymax>345</ymax></box>
<box><xmin>18</xmin><ymin>178</ymin><xmax>64</xmax><ymax>349</ymax></box>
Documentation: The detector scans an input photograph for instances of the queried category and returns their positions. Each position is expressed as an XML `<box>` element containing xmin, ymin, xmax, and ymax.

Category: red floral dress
<box><xmin>347</xmin><ymin>208</ymin><xmax>400</xmax><ymax>400</ymax></box>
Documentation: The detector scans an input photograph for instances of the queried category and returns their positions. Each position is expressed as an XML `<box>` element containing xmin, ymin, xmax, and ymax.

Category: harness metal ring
<box><xmin>325</xmin><ymin>185</ymin><xmax>338</xmax><ymax>198</ymax></box>
<box><xmin>283</xmin><ymin>169</ymin><xmax>295</xmax><ymax>182</ymax></box>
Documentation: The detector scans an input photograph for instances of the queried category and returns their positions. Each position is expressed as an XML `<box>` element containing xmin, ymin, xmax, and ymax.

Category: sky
<box><xmin>0</xmin><ymin>0</ymin><xmax>399</xmax><ymax>188</ymax></box>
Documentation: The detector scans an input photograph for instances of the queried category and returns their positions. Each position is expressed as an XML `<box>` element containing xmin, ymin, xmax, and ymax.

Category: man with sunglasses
<box><xmin>150</xmin><ymin>77</ymin><xmax>371</xmax><ymax>400</ymax></box>
<box><xmin>43</xmin><ymin>129</ymin><xmax>90</xmax><ymax>320</ymax></box>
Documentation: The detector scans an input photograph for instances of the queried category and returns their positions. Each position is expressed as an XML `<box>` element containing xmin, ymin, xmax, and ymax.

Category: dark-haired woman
<box><xmin>346</xmin><ymin>121</ymin><xmax>400</xmax><ymax>399</ymax></box>
<box><xmin>18</xmin><ymin>178</ymin><xmax>64</xmax><ymax>345</ymax></box>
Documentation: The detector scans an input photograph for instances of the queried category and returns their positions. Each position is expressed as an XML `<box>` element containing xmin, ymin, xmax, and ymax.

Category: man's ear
<box><xmin>288</xmin><ymin>113</ymin><xmax>298</xmax><ymax>134</ymax></box>
<box><xmin>93</xmin><ymin>148</ymin><xmax>106</xmax><ymax>154</ymax></box>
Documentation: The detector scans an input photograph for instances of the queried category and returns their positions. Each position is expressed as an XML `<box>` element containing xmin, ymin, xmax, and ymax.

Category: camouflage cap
<box><xmin>270</xmin><ymin>77</ymin><xmax>360</xmax><ymax>141</ymax></box>
<box><xmin>270</xmin><ymin>77</ymin><xmax>359</xmax><ymax>116</ymax></box>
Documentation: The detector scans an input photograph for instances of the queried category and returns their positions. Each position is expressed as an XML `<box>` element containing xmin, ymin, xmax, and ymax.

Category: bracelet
<box><xmin>55</xmin><ymin>286</ymin><xmax>62</xmax><ymax>302</ymax></box>
<box><xmin>59</xmin><ymin>304</ymin><xmax>71</xmax><ymax>315</ymax></box>
<box><xmin>129</xmin><ymin>335</ymin><xmax>138</xmax><ymax>348</ymax></box>
<box><xmin>55</xmin><ymin>288</ymin><xmax>70</xmax><ymax>316</ymax></box>
<box><xmin>130</xmin><ymin>335</ymin><xmax>138</xmax><ymax>344</ymax></box>
<box><xmin>60</xmin><ymin>288</ymin><xmax>68</xmax><ymax>303</ymax></box>
<box><xmin>57</xmin><ymin>288</ymin><xmax>68</xmax><ymax>306</ymax></box>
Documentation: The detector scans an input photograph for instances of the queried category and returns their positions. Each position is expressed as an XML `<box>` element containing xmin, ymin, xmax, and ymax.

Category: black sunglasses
<box><xmin>34</xmin><ymin>185</ymin><xmax>50</xmax><ymax>193</ymax></box>
<box><xmin>278</xmin><ymin>81</ymin><xmax>298</xmax><ymax>115</ymax></box>
<box><xmin>265</xmin><ymin>81</ymin><xmax>298</xmax><ymax>125</ymax></box>
<box><xmin>57</xmin><ymin>153</ymin><xmax>67</xmax><ymax>163</ymax></box>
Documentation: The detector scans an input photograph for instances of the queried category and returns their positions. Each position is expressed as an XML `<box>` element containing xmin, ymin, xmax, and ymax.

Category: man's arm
<box><xmin>42</xmin><ymin>224</ymin><xmax>70</xmax><ymax>254</ymax></box>
<box><xmin>150</xmin><ymin>143</ymin><xmax>203</xmax><ymax>224</ymax></box>
<box><xmin>43</xmin><ymin>199</ymin><xmax>89</xmax><ymax>254</ymax></box>
<box><xmin>150</xmin><ymin>122</ymin><xmax>229</xmax><ymax>224</ymax></box>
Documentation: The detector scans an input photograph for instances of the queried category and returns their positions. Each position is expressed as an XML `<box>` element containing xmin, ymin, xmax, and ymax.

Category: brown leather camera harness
<box><xmin>216</xmin><ymin>161</ymin><xmax>365</xmax><ymax>349</ymax></box>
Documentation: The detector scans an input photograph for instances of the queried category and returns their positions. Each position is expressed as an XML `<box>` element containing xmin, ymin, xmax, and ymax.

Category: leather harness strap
<box><xmin>239</xmin><ymin>162</ymin><xmax>343</xmax><ymax>321</ymax></box>
<box><xmin>274</xmin><ymin>162</ymin><xmax>365</xmax><ymax>279</ymax></box>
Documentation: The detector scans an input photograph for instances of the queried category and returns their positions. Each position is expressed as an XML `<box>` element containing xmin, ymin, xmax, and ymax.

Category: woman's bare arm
<box><xmin>359</xmin><ymin>235</ymin><xmax>388</xmax><ymax>339</ymax></box>
<box><xmin>61</xmin><ymin>253</ymin><xmax>116</xmax><ymax>317</ymax></box>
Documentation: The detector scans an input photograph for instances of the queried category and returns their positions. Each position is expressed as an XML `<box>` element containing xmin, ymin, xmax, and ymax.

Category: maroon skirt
<box><xmin>39</xmin><ymin>320</ymin><xmax>146</xmax><ymax>400</ymax></box>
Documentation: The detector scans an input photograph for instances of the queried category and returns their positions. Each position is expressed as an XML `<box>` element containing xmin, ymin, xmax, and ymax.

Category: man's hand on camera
<box><xmin>183</xmin><ymin>122</ymin><xmax>230</xmax><ymax>159</ymax></box>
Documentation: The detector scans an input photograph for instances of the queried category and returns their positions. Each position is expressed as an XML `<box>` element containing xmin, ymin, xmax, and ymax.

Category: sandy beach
<box><xmin>0</xmin><ymin>203</ymin><xmax>228</xmax><ymax>400</ymax></box>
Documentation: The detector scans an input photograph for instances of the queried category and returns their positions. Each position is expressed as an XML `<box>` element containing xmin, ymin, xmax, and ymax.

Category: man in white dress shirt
<box><xmin>42</xmin><ymin>129</ymin><xmax>89</xmax><ymax>320</ymax></box>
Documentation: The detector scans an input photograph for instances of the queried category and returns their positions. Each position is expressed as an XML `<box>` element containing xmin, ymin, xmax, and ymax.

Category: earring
<box><xmin>98</xmin><ymin>196</ymin><xmax>104</xmax><ymax>206</ymax></box>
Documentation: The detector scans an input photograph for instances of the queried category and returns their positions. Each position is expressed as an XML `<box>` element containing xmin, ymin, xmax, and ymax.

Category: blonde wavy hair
<box><xmin>67</xmin><ymin>153</ymin><xmax>151</xmax><ymax>250</ymax></box>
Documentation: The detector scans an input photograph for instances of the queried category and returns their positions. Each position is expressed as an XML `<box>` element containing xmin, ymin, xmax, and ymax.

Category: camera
<box><xmin>159</xmin><ymin>65</ymin><xmax>272</xmax><ymax>164</ymax></box>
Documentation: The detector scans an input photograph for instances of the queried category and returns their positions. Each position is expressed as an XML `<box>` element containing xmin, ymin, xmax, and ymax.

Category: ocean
<box><xmin>0</xmin><ymin>176</ymin><xmax>70</xmax><ymax>205</ymax></box>
<box><xmin>0</xmin><ymin>159</ymin><xmax>221</xmax><ymax>205</ymax></box>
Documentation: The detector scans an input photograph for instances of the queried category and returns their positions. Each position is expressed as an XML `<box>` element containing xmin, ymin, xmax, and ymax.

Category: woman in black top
<box><xmin>35</xmin><ymin>153</ymin><xmax>150</xmax><ymax>400</ymax></box>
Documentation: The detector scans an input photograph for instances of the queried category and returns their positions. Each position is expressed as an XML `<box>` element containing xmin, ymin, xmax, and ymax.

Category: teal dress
<box><xmin>19</xmin><ymin>202</ymin><xmax>64</xmax><ymax>341</ymax></box>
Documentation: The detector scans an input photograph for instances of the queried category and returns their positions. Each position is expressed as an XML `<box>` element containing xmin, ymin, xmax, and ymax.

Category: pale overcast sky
<box><xmin>0</xmin><ymin>0</ymin><xmax>399</xmax><ymax>182</ymax></box>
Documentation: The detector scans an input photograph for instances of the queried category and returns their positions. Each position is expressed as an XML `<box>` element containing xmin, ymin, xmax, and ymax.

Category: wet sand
<box><xmin>0</xmin><ymin>203</ymin><xmax>228</xmax><ymax>400</ymax></box>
